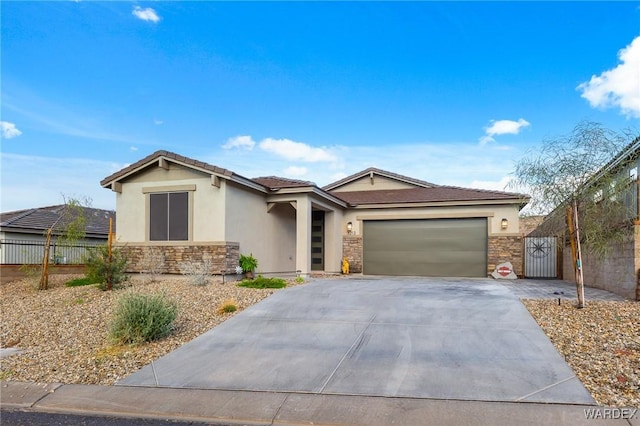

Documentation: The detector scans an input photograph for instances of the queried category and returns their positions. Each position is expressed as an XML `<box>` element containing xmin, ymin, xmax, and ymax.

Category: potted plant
<box><xmin>239</xmin><ymin>253</ymin><xmax>258</xmax><ymax>279</ymax></box>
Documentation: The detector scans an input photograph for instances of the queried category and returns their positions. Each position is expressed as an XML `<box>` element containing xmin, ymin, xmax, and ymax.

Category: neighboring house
<box><xmin>528</xmin><ymin>136</ymin><xmax>640</xmax><ymax>300</ymax></box>
<box><xmin>0</xmin><ymin>205</ymin><xmax>115</xmax><ymax>265</ymax></box>
<box><xmin>100</xmin><ymin>150</ymin><xmax>528</xmax><ymax>278</ymax></box>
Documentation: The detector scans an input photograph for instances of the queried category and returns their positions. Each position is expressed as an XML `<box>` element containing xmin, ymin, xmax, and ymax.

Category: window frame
<box><xmin>143</xmin><ymin>185</ymin><xmax>195</xmax><ymax>242</ymax></box>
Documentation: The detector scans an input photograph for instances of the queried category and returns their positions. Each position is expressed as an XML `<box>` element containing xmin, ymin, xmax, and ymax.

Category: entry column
<box><xmin>295</xmin><ymin>197</ymin><xmax>312</xmax><ymax>275</ymax></box>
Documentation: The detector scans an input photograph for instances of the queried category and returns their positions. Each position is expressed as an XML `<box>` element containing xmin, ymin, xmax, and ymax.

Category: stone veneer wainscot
<box><xmin>119</xmin><ymin>243</ymin><xmax>240</xmax><ymax>275</ymax></box>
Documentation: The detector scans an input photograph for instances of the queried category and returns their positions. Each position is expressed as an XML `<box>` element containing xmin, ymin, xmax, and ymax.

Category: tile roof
<box><xmin>323</xmin><ymin>167</ymin><xmax>437</xmax><ymax>191</ymax></box>
<box><xmin>252</xmin><ymin>176</ymin><xmax>317</xmax><ymax>190</ymax></box>
<box><xmin>100</xmin><ymin>150</ymin><xmax>235</xmax><ymax>187</ymax></box>
<box><xmin>331</xmin><ymin>186</ymin><xmax>528</xmax><ymax>205</ymax></box>
<box><xmin>0</xmin><ymin>205</ymin><xmax>115</xmax><ymax>237</ymax></box>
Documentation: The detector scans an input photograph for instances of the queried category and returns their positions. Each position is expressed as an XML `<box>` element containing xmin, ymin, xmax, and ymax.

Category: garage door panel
<box><xmin>363</xmin><ymin>219</ymin><xmax>487</xmax><ymax>277</ymax></box>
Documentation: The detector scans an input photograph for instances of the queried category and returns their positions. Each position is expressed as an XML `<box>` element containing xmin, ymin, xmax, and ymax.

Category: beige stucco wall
<box><xmin>342</xmin><ymin>203</ymin><xmax>521</xmax><ymax>236</ymax></box>
<box><xmin>225</xmin><ymin>183</ymin><xmax>297</xmax><ymax>274</ymax></box>
<box><xmin>322</xmin><ymin>208</ymin><xmax>344</xmax><ymax>273</ymax></box>
<box><xmin>114</xmin><ymin>164</ymin><xmax>226</xmax><ymax>243</ymax></box>
<box><xmin>331</xmin><ymin>175</ymin><xmax>423</xmax><ymax>192</ymax></box>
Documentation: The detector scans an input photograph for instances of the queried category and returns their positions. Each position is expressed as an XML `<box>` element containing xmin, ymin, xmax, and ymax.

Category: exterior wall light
<box><xmin>500</xmin><ymin>218</ymin><xmax>508</xmax><ymax>230</ymax></box>
<box><xmin>346</xmin><ymin>221</ymin><xmax>353</xmax><ymax>234</ymax></box>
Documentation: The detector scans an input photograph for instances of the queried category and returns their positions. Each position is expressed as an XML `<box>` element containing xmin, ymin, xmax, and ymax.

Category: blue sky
<box><xmin>1</xmin><ymin>1</ymin><xmax>639</xmax><ymax>212</ymax></box>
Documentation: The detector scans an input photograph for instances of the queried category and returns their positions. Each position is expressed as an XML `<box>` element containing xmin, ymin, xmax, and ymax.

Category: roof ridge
<box><xmin>323</xmin><ymin>167</ymin><xmax>437</xmax><ymax>190</ymax></box>
<box><xmin>1</xmin><ymin>208</ymin><xmax>38</xmax><ymax>226</ymax></box>
<box><xmin>253</xmin><ymin>175</ymin><xmax>316</xmax><ymax>184</ymax></box>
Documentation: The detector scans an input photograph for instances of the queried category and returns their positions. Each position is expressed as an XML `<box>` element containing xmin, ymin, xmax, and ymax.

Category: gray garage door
<box><xmin>363</xmin><ymin>218</ymin><xmax>487</xmax><ymax>277</ymax></box>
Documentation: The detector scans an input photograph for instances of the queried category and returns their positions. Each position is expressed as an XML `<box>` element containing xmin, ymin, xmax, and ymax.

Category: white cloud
<box><xmin>479</xmin><ymin>118</ymin><xmax>530</xmax><ymax>145</ymax></box>
<box><xmin>132</xmin><ymin>6</ymin><xmax>160</xmax><ymax>23</ymax></box>
<box><xmin>0</xmin><ymin>153</ymin><xmax>120</xmax><ymax>211</ymax></box>
<box><xmin>154</xmin><ymin>119</ymin><xmax>164</xmax><ymax>125</ymax></box>
<box><xmin>283</xmin><ymin>166</ymin><xmax>308</xmax><ymax>177</ymax></box>
<box><xmin>258</xmin><ymin>138</ymin><xmax>337</xmax><ymax>162</ymax></box>
<box><xmin>577</xmin><ymin>36</ymin><xmax>640</xmax><ymax>118</ymax></box>
<box><xmin>469</xmin><ymin>176</ymin><xmax>514</xmax><ymax>192</ymax></box>
<box><xmin>130</xmin><ymin>146</ymin><xmax>138</xmax><ymax>152</ymax></box>
<box><xmin>0</xmin><ymin>121</ymin><xmax>22</xmax><ymax>139</ymax></box>
<box><xmin>209</xmin><ymin>137</ymin><xmax>529</xmax><ymax>195</ymax></box>
<box><xmin>223</xmin><ymin>135</ymin><xmax>256</xmax><ymax>150</ymax></box>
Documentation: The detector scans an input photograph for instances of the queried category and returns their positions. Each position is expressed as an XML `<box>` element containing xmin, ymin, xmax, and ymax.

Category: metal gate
<box><xmin>524</xmin><ymin>236</ymin><xmax>558</xmax><ymax>278</ymax></box>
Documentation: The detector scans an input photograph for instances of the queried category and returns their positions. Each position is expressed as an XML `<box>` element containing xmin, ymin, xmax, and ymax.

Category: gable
<box><xmin>124</xmin><ymin>162</ymin><xmax>210</xmax><ymax>184</ymax></box>
<box><xmin>324</xmin><ymin>167</ymin><xmax>437</xmax><ymax>193</ymax></box>
<box><xmin>330</xmin><ymin>174</ymin><xmax>420</xmax><ymax>192</ymax></box>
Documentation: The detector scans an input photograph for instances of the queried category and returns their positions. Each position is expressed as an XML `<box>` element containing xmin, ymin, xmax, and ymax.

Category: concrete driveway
<box><xmin>118</xmin><ymin>277</ymin><xmax>594</xmax><ymax>404</ymax></box>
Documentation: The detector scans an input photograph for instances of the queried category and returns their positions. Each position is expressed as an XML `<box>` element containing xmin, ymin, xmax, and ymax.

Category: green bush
<box><xmin>65</xmin><ymin>276</ymin><xmax>101</xmax><ymax>287</ymax></box>
<box><xmin>109</xmin><ymin>292</ymin><xmax>178</xmax><ymax>345</ymax></box>
<box><xmin>84</xmin><ymin>245</ymin><xmax>128</xmax><ymax>290</ymax></box>
<box><xmin>239</xmin><ymin>253</ymin><xmax>258</xmax><ymax>273</ymax></box>
<box><xmin>237</xmin><ymin>276</ymin><xmax>286</xmax><ymax>289</ymax></box>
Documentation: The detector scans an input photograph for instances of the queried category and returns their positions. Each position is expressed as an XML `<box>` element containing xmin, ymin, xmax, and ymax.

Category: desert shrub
<box><xmin>84</xmin><ymin>245</ymin><xmax>128</xmax><ymax>291</ymax></box>
<box><xmin>65</xmin><ymin>276</ymin><xmax>101</xmax><ymax>287</ymax></box>
<box><xmin>139</xmin><ymin>247</ymin><xmax>166</xmax><ymax>283</ymax></box>
<box><xmin>218</xmin><ymin>299</ymin><xmax>238</xmax><ymax>314</ymax></box>
<box><xmin>295</xmin><ymin>276</ymin><xmax>305</xmax><ymax>284</ymax></box>
<box><xmin>237</xmin><ymin>276</ymin><xmax>286</xmax><ymax>289</ymax></box>
<box><xmin>178</xmin><ymin>257</ymin><xmax>213</xmax><ymax>286</ymax></box>
<box><xmin>109</xmin><ymin>292</ymin><xmax>178</xmax><ymax>345</ymax></box>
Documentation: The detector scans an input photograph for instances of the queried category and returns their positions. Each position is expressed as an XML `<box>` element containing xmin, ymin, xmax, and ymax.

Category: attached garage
<box><xmin>362</xmin><ymin>218</ymin><xmax>488</xmax><ymax>277</ymax></box>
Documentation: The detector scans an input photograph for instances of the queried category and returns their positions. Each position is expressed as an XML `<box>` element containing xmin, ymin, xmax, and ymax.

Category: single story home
<box><xmin>101</xmin><ymin>150</ymin><xmax>528</xmax><ymax>278</ymax></box>
<box><xmin>0</xmin><ymin>205</ymin><xmax>115</xmax><ymax>265</ymax></box>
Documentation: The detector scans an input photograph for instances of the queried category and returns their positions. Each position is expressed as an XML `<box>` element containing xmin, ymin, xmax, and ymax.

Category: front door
<box><xmin>311</xmin><ymin>210</ymin><xmax>325</xmax><ymax>271</ymax></box>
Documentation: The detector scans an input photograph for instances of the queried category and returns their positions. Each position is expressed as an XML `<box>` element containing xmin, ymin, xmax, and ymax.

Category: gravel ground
<box><xmin>0</xmin><ymin>274</ymin><xmax>306</xmax><ymax>385</ymax></box>
<box><xmin>1</xmin><ymin>275</ymin><xmax>638</xmax><ymax>407</ymax></box>
<box><xmin>523</xmin><ymin>299</ymin><xmax>639</xmax><ymax>408</ymax></box>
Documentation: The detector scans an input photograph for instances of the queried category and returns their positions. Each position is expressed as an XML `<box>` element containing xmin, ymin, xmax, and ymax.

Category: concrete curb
<box><xmin>2</xmin><ymin>381</ymin><xmax>636</xmax><ymax>425</ymax></box>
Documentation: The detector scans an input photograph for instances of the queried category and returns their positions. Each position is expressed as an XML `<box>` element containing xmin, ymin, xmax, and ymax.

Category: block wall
<box><xmin>562</xmin><ymin>225</ymin><xmax>639</xmax><ymax>300</ymax></box>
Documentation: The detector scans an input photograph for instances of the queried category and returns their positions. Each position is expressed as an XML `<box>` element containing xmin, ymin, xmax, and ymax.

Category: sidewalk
<box><xmin>2</xmin><ymin>381</ymin><xmax>637</xmax><ymax>425</ymax></box>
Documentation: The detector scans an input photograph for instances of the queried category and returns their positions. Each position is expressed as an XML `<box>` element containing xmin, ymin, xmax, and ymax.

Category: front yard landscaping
<box><xmin>523</xmin><ymin>299</ymin><xmax>639</xmax><ymax>407</ymax></box>
<box><xmin>0</xmin><ymin>274</ymin><xmax>301</xmax><ymax>385</ymax></box>
<box><xmin>0</xmin><ymin>275</ymin><xmax>637</xmax><ymax>407</ymax></box>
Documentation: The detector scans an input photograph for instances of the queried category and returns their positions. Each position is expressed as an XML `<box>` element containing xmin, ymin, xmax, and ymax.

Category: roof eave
<box><xmin>101</xmin><ymin>152</ymin><xmax>269</xmax><ymax>194</ymax></box>
<box><xmin>268</xmin><ymin>186</ymin><xmax>348</xmax><ymax>208</ymax></box>
<box><xmin>347</xmin><ymin>198</ymin><xmax>528</xmax><ymax>209</ymax></box>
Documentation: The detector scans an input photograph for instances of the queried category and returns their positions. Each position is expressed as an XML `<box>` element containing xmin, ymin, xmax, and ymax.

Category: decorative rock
<box><xmin>491</xmin><ymin>261</ymin><xmax>518</xmax><ymax>280</ymax></box>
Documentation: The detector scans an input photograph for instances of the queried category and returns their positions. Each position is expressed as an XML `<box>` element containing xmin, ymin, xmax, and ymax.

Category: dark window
<box><xmin>150</xmin><ymin>192</ymin><xmax>188</xmax><ymax>241</ymax></box>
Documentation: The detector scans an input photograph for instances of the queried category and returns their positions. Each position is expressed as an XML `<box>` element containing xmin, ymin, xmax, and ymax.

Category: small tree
<box><xmin>84</xmin><ymin>245</ymin><xmax>128</xmax><ymax>290</ymax></box>
<box><xmin>511</xmin><ymin>121</ymin><xmax>636</xmax><ymax>307</ymax></box>
<box><xmin>39</xmin><ymin>195</ymin><xmax>92</xmax><ymax>290</ymax></box>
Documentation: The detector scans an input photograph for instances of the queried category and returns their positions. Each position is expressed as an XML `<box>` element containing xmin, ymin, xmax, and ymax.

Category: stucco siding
<box><xmin>343</xmin><ymin>204</ymin><xmax>521</xmax><ymax>236</ymax></box>
<box><xmin>322</xmin><ymin>209</ymin><xmax>344</xmax><ymax>273</ymax></box>
<box><xmin>115</xmin><ymin>167</ymin><xmax>226</xmax><ymax>243</ymax></box>
<box><xmin>225</xmin><ymin>183</ymin><xmax>297</xmax><ymax>274</ymax></box>
<box><xmin>192</xmin><ymin>181</ymin><xmax>226</xmax><ymax>242</ymax></box>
